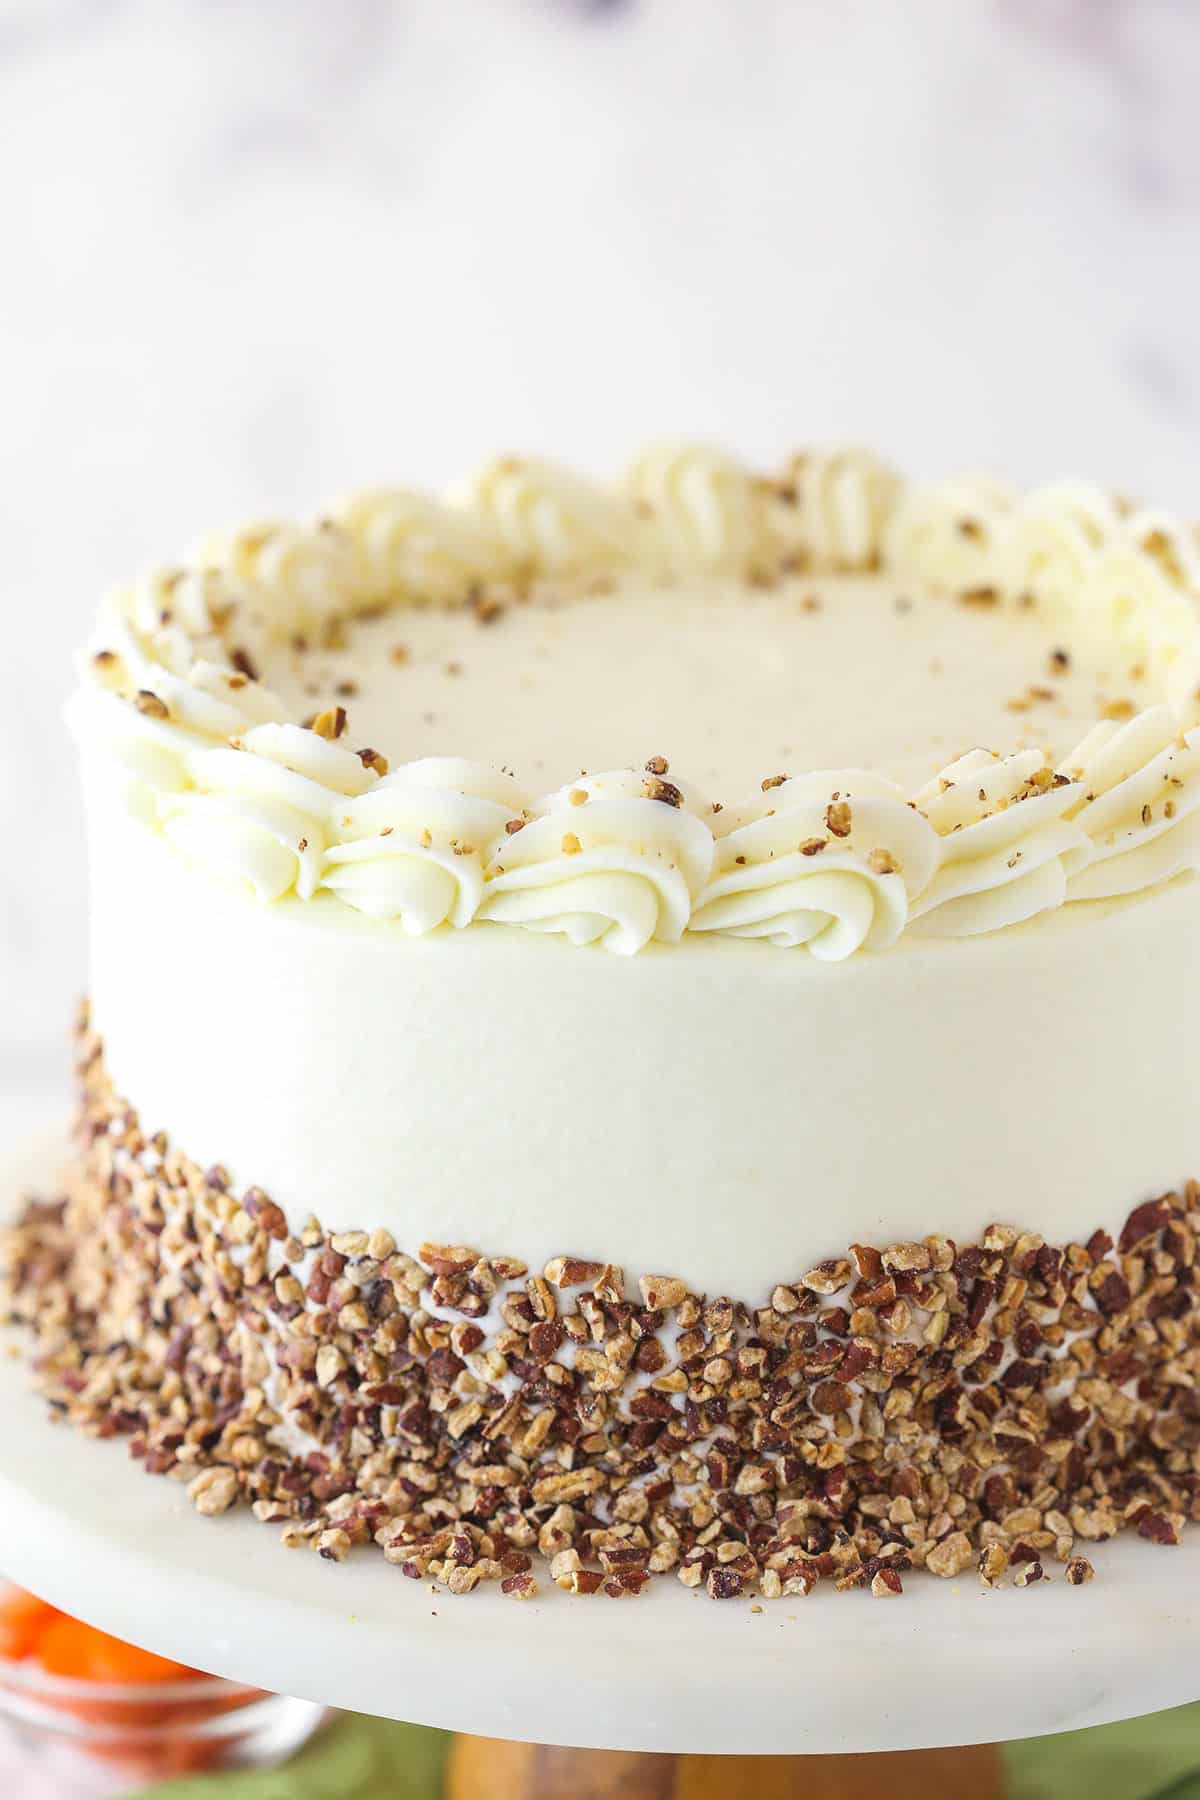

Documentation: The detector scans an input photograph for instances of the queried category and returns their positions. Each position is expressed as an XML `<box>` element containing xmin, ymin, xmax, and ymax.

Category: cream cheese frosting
<box><xmin>46</xmin><ymin>443</ymin><xmax>1200</xmax><ymax>1593</ymax></box>
<box><xmin>257</xmin><ymin>575</ymin><xmax>1113</xmax><ymax>792</ymax></box>
<box><xmin>70</xmin><ymin>445</ymin><xmax>1200</xmax><ymax>959</ymax></box>
<box><xmin>85</xmin><ymin>784</ymin><xmax>1200</xmax><ymax>1297</ymax></box>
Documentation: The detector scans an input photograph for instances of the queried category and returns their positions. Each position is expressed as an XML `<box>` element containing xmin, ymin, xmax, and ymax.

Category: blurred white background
<box><xmin>2</xmin><ymin>0</ymin><xmax>1198</xmax><ymax>1128</ymax></box>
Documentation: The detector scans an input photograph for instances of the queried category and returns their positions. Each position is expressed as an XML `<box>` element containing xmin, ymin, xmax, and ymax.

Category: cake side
<box><xmin>3</xmin><ymin>1026</ymin><xmax>1195</xmax><ymax>1604</ymax></box>
<box><xmin>87</xmin><ymin>787</ymin><xmax>1200</xmax><ymax>1295</ymax></box>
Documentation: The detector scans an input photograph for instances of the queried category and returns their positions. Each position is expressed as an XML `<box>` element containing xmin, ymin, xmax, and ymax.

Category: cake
<box><xmin>6</xmin><ymin>444</ymin><xmax>1200</xmax><ymax>1603</ymax></box>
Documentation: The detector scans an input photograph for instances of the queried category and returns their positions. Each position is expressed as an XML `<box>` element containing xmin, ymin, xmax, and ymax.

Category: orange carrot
<box><xmin>2</xmin><ymin>1588</ymin><xmax>238</xmax><ymax>1779</ymax></box>
<box><xmin>0</xmin><ymin>1588</ymin><xmax>57</xmax><ymax>1661</ymax></box>
<box><xmin>36</xmin><ymin>1615</ymin><xmax>194</xmax><ymax>1685</ymax></box>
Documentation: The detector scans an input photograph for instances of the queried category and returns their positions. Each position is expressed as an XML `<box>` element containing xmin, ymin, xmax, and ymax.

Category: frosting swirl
<box><xmin>909</xmin><ymin>750</ymin><xmax>1089</xmax><ymax>937</ymax></box>
<box><xmin>691</xmin><ymin>771</ymin><xmax>938</xmax><ymax>959</ymax></box>
<box><xmin>451</xmin><ymin>457</ymin><xmax>637</xmax><ymax>580</ymax></box>
<box><xmin>1167</xmin><ymin>636</ymin><xmax>1200</xmax><ymax>730</ymax></box>
<box><xmin>624</xmin><ymin>444</ymin><xmax>770</xmax><ymax>575</ymax></box>
<box><xmin>1001</xmin><ymin>482</ymin><xmax>1119</xmax><ymax>614</ymax></box>
<box><xmin>330</xmin><ymin>488</ymin><xmax>507</xmax><ymax>606</ymax></box>
<box><xmin>190</xmin><ymin>519</ymin><xmax>357</xmax><ymax>636</ymax></box>
<box><xmin>1083</xmin><ymin>512</ymin><xmax>1200</xmax><ymax>675</ymax></box>
<box><xmin>161</xmin><ymin>723</ymin><xmax>378</xmax><ymax>904</ymax></box>
<box><xmin>321</xmin><ymin>759</ymin><xmax>529</xmax><ymax>931</ymax></box>
<box><xmin>887</xmin><ymin>476</ymin><xmax>1014</xmax><ymax>597</ymax></box>
<box><xmin>75</xmin><ymin>579</ymin><xmax>287</xmax><ymax>812</ymax></box>
<box><xmin>769</xmin><ymin>448</ymin><xmax>900</xmax><ymax>571</ymax></box>
<box><xmin>477</xmin><ymin>769</ymin><xmax>714</xmax><ymax>955</ymax></box>
<box><xmin>159</xmin><ymin>788</ymin><xmax>324</xmax><ymax>904</ymax></box>
<box><xmin>1060</xmin><ymin>710</ymin><xmax>1200</xmax><ymax>901</ymax></box>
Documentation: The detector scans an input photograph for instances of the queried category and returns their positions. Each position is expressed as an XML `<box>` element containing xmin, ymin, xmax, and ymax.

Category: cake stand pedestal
<box><xmin>2</xmin><ymin>1137</ymin><xmax>1198</xmax><ymax>1786</ymax></box>
<box><xmin>444</xmin><ymin>1737</ymin><xmax>1004</xmax><ymax>1797</ymax></box>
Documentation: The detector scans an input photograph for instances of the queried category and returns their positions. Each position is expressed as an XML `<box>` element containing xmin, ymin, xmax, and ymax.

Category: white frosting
<box><xmin>86</xmin><ymin>787</ymin><xmax>1200</xmax><ymax>1298</ymax></box>
<box><xmin>1084</xmin><ymin>525</ymin><xmax>1200</xmax><ymax>677</ymax></box>
<box><xmin>327</xmin><ymin>488</ymin><xmax>507</xmax><ymax>605</ymax></box>
<box><xmin>623</xmin><ymin>443</ymin><xmax>770</xmax><ymax>574</ymax></box>
<box><xmin>288</xmin><ymin>573</ymin><xmax>1108</xmax><ymax>795</ymax></box>
<box><xmin>71</xmin><ymin>446</ymin><xmax>1200</xmax><ymax>962</ymax></box>
<box><xmin>157</xmin><ymin>723</ymin><xmax>374</xmax><ymax>903</ymax></box>
<box><xmin>1001</xmin><ymin>481</ymin><xmax>1120</xmax><ymax>613</ymax></box>
<box><xmin>1061</xmin><ymin>710</ymin><xmax>1200</xmax><ymax>900</ymax></box>
<box><xmin>909</xmin><ymin>750</ymin><xmax>1090</xmax><ymax>937</ymax></box>
<box><xmin>323</xmin><ymin>758</ymin><xmax>529</xmax><ymax>931</ymax></box>
<box><xmin>189</xmin><ymin>519</ymin><xmax>357</xmax><ymax>635</ymax></box>
<box><xmin>887</xmin><ymin>475</ymin><xmax>1015</xmax><ymax>596</ymax></box>
<box><xmin>693</xmin><ymin>771</ymin><xmax>936</xmax><ymax>958</ymax></box>
<box><xmin>72</xmin><ymin>446</ymin><xmax>1200</xmax><ymax>1309</ymax></box>
<box><xmin>452</xmin><ymin>457</ymin><xmax>638</xmax><ymax>579</ymax></box>
<box><xmin>769</xmin><ymin>447</ymin><xmax>900</xmax><ymax>571</ymax></box>
<box><xmin>477</xmin><ymin>769</ymin><xmax>714</xmax><ymax>954</ymax></box>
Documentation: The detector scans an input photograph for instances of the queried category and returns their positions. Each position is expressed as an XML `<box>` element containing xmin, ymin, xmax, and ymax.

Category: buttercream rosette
<box><xmin>160</xmin><ymin>723</ymin><xmax>377</xmax><ymax>904</ymax></box>
<box><xmin>451</xmin><ymin>457</ymin><xmax>638</xmax><ymax>581</ymax></box>
<box><xmin>908</xmin><ymin>750</ymin><xmax>1089</xmax><ymax>937</ymax></box>
<box><xmin>690</xmin><ymin>771</ymin><xmax>937</xmax><ymax>959</ymax></box>
<box><xmin>1080</xmin><ymin>511</ymin><xmax>1200</xmax><ymax>675</ymax></box>
<box><xmin>999</xmin><ymin>482</ymin><xmax>1120</xmax><ymax>615</ymax></box>
<box><xmin>1167</xmin><ymin>636</ymin><xmax>1200</xmax><ymax>731</ymax></box>
<box><xmin>1059</xmin><ymin>708</ymin><xmax>1200</xmax><ymax>901</ymax></box>
<box><xmin>624</xmin><ymin>443</ymin><xmax>771</xmax><ymax>576</ymax></box>
<box><xmin>190</xmin><ymin>518</ymin><xmax>357</xmax><ymax>637</ymax></box>
<box><xmin>330</xmin><ymin>487</ymin><xmax>509</xmax><ymax>606</ymax></box>
<box><xmin>886</xmin><ymin>476</ymin><xmax>1014</xmax><ymax>597</ymax></box>
<box><xmin>768</xmin><ymin>447</ymin><xmax>900</xmax><ymax>572</ymax></box>
<box><xmin>72</xmin><ymin>574</ymin><xmax>287</xmax><ymax>814</ymax></box>
<box><xmin>320</xmin><ymin>758</ymin><xmax>530</xmax><ymax>932</ymax></box>
<box><xmin>476</xmin><ymin>768</ymin><xmax>714</xmax><ymax>955</ymax></box>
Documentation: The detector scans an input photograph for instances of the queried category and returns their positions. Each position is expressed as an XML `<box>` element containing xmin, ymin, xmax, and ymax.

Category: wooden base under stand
<box><xmin>446</xmin><ymin>1737</ymin><xmax>1005</xmax><ymax>1797</ymax></box>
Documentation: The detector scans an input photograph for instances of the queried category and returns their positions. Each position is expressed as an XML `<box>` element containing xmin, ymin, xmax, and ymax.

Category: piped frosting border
<box><xmin>70</xmin><ymin>446</ymin><xmax>1200</xmax><ymax>958</ymax></box>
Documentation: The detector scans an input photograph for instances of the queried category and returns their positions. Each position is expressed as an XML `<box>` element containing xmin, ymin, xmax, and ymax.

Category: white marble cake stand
<box><xmin>2</xmin><ymin>1135</ymin><xmax>1199</xmax><ymax>1757</ymax></box>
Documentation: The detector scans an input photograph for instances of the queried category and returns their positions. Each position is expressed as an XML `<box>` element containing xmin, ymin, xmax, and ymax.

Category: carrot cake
<box><xmin>5</xmin><ymin>445</ymin><xmax>1200</xmax><ymax>1601</ymax></box>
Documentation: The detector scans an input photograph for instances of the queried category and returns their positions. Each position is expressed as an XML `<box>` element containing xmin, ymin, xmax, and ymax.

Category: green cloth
<box><xmin>1004</xmin><ymin>1703</ymin><xmax>1200</xmax><ymax>1800</ymax></box>
<box><xmin>126</xmin><ymin>1713</ymin><xmax>449</xmax><ymax>1800</ymax></box>
<box><xmin>128</xmin><ymin>1702</ymin><xmax>1200</xmax><ymax>1798</ymax></box>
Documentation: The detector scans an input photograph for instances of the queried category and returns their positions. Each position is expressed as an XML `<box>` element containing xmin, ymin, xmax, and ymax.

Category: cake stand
<box><xmin>4</xmin><ymin>1136</ymin><xmax>1199</xmax><ymax>1797</ymax></box>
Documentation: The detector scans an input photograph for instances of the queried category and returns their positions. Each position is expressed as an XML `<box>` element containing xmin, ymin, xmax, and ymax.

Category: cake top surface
<box><xmin>263</xmin><ymin>573</ymin><xmax>1123</xmax><ymax>800</ymax></box>
<box><xmin>71</xmin><ymin>445</ymin><xmax>1200</xmax><ymax>960</ymax></box>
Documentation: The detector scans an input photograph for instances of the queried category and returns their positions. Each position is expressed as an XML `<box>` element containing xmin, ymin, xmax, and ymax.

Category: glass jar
<box><xmin>0</xmin><ymin>1654</ymin><xmax>328</xmax><ymax>1796</ymax></box>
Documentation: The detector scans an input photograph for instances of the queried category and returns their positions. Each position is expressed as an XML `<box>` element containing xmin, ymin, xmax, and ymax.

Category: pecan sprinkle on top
<box><xmin>642</xmin><ymin>775</ymin><xmax>683</xmax><ymax>807</ymax></box>
<box><xmin>312</xmin><ymin>705</ymin><xmax>347</xmax><ymax>741</ymax></box>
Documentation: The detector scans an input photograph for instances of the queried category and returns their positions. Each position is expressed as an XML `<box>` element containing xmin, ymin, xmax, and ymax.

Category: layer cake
<box><xmin>5</xmin><ymin>445</ymin><xmax>1200</xmax><ymax>1602</ymax></box>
